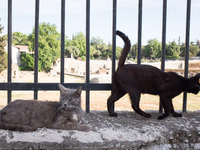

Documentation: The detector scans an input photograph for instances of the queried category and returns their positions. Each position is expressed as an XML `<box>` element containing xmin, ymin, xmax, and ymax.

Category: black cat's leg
<box><xmin>158</xmin><ymin>97</ymin><xmax>170</xmax><ymax>119</ymax></box>
<box><xmin>107</xmin><ymin>87</ymin><xmax>125</xmax><ymax>117</ymax></box>
<box><xmin>129</xmin><ymin>91</ymin><xmax>151</xmax><ymax>118</ymax></box>
<box><xmin>170</xmin><ymin>99</ymin><xmax>182</xmax><ymax>117</ymax></box>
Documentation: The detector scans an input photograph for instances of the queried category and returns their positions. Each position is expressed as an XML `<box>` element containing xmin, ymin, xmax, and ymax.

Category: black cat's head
<box><xmin>58</xmin><ymin>84</ymin><xmax>82</xmax><ymax>109</ymax></box>
<box><xmin>188</xmin><ymin>73</ymin><xmax>200</xmax><ymax>94</ymax></box>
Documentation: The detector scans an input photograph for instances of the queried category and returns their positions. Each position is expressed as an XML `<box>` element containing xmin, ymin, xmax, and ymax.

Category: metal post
<box><xmin>7</xmin><ymin>0</ymin><xmax>12</xmax><ymax>103</ymax></box>
<box><xmin>111</xmin><ymin>0</ymin><xmax>117</xmax><ymax>112</ymax></box>
<box><xmin>34</xmin><ymin>0</ymin><xmax>39</xmax><ymax>100</ymax></box>
<box><xmin>183</xmin><ymin>0</ymin><xmax>191</xmax><ymax>112</ymax></box>
<box><xmin>137</xmin><ymin>0</ymin><xmax>143</xmax><ymax>65</ymax></box>
<box><xmin>86</xmin><ymin>0</ymin><xmax>90</xmax><ymax>113</ymax></box>
<box><xmin>159</xmin><ymin>0</ymin><xmax>167</xmax><ymax>113</ymax></box>
<box><xmin>60</xmin><ymin>0</ymin><xmax>65</xmax><ymax>84</ymax></box>
<box><xmin>112</xmin><ymin>0</ymin><xmax>117</xmax><ymax>75</ymax></box>
<box><xmin>161</xmin><ymin>0</ymin><xmax>167</xmax><ymax>72</ymax></box>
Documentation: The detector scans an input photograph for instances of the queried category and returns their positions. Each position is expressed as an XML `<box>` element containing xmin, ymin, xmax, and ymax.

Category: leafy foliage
<box><xmin>26</xmin><ymin>22</ymin><xmax>60</xmax><ymax>72</ymax></box>
<box><xmin>90</xmin><ymin>37</ymin><xmax>110</xmax><ymax>59</ymax></box>
<box><xmin>180</xmin><ymin>41</ymin><xmax>200</xmax><ymax>57</ymax></box>
<box><xmin>70</xmin><ymin>32</ymin><xmax>86</xmax><ymax>57</ymax></box>
<box><xmin>19</xmin><ymin>53</ymin><xmax>34</xmax><ymax>71</ymax></box>
<box><xmin>166</xmin><ymin>41</ymin><xmax>180</xmax><ymax>59</ymax></box>
<box><xmin>129</xmin><ymin>44</ymin><xmax>137</xmax><ymax>59</ymax></box>
<box><xmin>0</xmin><ymin>20</ymin><xmax>7</xmax><ymax>73</ymax></box>
<box><xmin>65</xmin><ymin>46</ymin><xmax>80</xmax><ymax>58</ymax></box>
<box><xmin>12</xmin><ymin>32</ymin><xmax>29</xmax><ymax>45</ymax></box>
<box><xmin>11</xmin><ymin>22</ymin><xmax>200</xmax><ymax>72</ymax></box>
<box><xmin>143</xmin><ymin>39</ymin><xmax>161</xmax><ymax>59</ymax></box>
<box><xmin>189</xmin><ymin>42</ymin><xmax>199</xmax><ymax>57</ymax></box>
<box><xmin>66</xmin><ymin>35</ymin><xmax>114</xmax><ymax>60</ymax></box>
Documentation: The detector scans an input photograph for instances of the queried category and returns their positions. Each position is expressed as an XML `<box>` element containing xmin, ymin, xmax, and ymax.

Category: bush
<box><xmin>0</xmin><ymin>21</ymin><xmax>7</xmax><ymax>73</ymax></box>
<box><xmin>19</xmin><ymin>53</ymin><xmax>34</xmax><ymax>71</ymax></box>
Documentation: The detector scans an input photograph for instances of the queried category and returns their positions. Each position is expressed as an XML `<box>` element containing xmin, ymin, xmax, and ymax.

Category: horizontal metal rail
<box><xmin>0</xmin><ymin>83</ymin><xmax>111</xmax><ymax>91</ymax></box>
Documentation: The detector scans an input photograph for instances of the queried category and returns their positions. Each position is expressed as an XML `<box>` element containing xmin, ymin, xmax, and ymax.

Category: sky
<box><xmin>0</xmin><ymin>0</ymin><xmax>200</xmax><ymax>47</ymax></box>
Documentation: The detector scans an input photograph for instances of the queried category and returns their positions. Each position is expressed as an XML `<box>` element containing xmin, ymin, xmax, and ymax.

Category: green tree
<box><xmin>197</xmin><ymin>40</ymin><xmax>200</xmax><ymax>56</ymax></box>
<box><xmin>12</xmin><ymin>32</ymin><xmax>29</xmax><ymax>45</ymax></box>
<box><xmin>65</xmin><ymin>46</ymin><xmax>80</xmax><ymax>58</ymax></box>
<box><xmin>99</xmin><ymin>43</ymin><xmax>112</xmax><ymax>59</ymax></box>
<box><xmin>116</xmin><ymin>46</ymin><xmax>123</xmax><ymax>59</ymax></box>
<box><xmin>129</xmin><ymin>44</ymin><xmax>137</xmax><ymax>59</ymax></box>
<box><xmin>0</xmin><ymin>20</ymin><xmax>7</xmax><ymax>73</ymax></box>
<box><xmin>90</xmin><ymin>37</ymin><xmax>110</xmax><ymax>59</ymax></box>
<box><xmin>189</xmin><ymin>42</ymin><xmax>199</xmax><ymax>57</ymax></box>
<box><xmin>166</xmin><ymin>41</ymin><xmax>180</xmax><ymax>59</ymax></box>
<box><xmin>143</xmin><ymin>39</ymin><xmax>161</xmax><ymax>59</ymax></box>
<box><xmin>64</xmin><ymin>36</ymin><xmax>71</xmax><ymax>48</ymax></box>
<box><xmin>19</xmin><ymin>53</ymin><xmax>34</xmax><ymax>71</ymax></box>
<box><xmin>90</xmin><ymin>45</ymin><xmax>100</xmax><ymax>59</ymax></box>
<box><xmin>91</xmin><ymin>37</ymin><xmax>103</xmax><ymax>46</ymax></box>
<box><xmin>180</xmin><ymin>42</ymin><xmax>199</xmax><ymax>57</ymax></box>
<box><xmin>196</xmin><ymin>40</ymin><xmax>200</xmax><ymax>49</ymax></box>
<box><xmin>70</xmin><ymin>32</ymin><xmax>86</xmax><ymax>56</ymax></box>
<box><xmin>27</xmin><ymin>22</ymin><xmax>60</xmax><ymax>72</ymax></box>
<box><xmin>180</xmin><ymin>43</ymin><xmax>185</xmax><ymax>57</ymax></box>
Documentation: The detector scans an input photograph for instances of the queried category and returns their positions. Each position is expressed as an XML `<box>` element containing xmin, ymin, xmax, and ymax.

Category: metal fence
<box><xmin>0</xmin><ymin>0</ymin><xmax>192</xmax><ymax>113</ymax></box>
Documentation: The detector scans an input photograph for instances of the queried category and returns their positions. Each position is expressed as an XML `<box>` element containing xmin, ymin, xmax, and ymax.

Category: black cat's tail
<box><xmin>116</xmin><ymin>30</ymin><xmax>131</xmax><ymax>68</ymax></box>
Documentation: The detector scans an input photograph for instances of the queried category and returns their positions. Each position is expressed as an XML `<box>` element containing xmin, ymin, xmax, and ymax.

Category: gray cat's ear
<box><xmin>74</xmin><ymin>87</ymin><xmax>82</xmax><ymax>96</ymax></box>
<box><xmin>58</xmin><ymin>84</ymin><xmax>68</xmax><ymax>93</ymax></box>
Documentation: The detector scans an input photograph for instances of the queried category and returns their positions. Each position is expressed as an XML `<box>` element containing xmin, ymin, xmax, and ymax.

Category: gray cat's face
<box><xmin>58</xmin><ymin>84</ymin><xmax>82</xmax><ymax>109</ymax></box>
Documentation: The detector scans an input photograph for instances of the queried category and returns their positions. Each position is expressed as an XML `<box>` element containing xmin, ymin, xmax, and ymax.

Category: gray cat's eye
<box><xmin>69</xmin><ymin>99</ymin><xmax>73</xmax><ymax>102</ymax></box>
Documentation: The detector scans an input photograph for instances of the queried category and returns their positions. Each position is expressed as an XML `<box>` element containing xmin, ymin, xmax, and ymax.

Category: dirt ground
<box><xmin>0</xmin><ymin>70</ymin><xmax>200</xmax><ymax>112</ymax></box>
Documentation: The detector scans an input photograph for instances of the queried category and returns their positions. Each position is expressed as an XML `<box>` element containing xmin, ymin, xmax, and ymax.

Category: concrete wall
<box><xmin>0</xmin><ymin>111</ymin><xmax>200</xmax><ymax>149</ymax></box>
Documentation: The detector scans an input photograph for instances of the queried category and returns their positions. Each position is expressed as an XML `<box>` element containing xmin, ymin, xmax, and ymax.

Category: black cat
<box><xmin>107</xmin><ymin>30</ymin><xmax>200</xmax><ymax>119</ymax></box>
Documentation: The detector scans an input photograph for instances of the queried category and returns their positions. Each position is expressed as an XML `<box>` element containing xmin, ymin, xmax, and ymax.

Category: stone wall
<box><xmin>0</xmin><ymin>111</ymin><xmax>200</xmax><ymax>149</ymax></box>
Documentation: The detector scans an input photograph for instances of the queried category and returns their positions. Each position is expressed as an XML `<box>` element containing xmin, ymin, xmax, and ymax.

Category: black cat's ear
<box><xmin>195</xmin><ymin>73</ymin><xmax>200</xmax><ymax>77</ymax></box>
<box><xmin>194</xmin><ymin>73</ymin><xmax>200</xmax><ymax>84</ymax></box>
<box><xmin>198</xmin><ymin>74</ymin><xmax>200</xmax><ymax>84</ymax></box>
<box><xmin>58</xmin><ymin>84</ymin><xmax>68</xmax><ymax>93</ymax></box>
<box><xmin>74</xmin><ymin>87</ymin><xmax>82</xmax><ymax>96</ymax></box>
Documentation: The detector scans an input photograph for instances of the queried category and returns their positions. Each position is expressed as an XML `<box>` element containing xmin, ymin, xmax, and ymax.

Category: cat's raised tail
<box><xmin>116</xmin><ymin>30</ymin><xmax>131</xmax><ymax>68</ymax></box>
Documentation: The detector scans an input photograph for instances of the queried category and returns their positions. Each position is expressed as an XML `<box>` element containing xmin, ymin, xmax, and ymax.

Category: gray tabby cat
<box><xmin>0</xmin><ymin>84</ymin><xmax>90</xmax><ymax>132</ymax></box>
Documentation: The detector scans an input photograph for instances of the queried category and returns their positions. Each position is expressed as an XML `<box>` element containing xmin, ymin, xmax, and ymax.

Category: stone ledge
<box><xmin>0</xmin><ymin>111</ymin><xmax>200</xmax><ymax>149</ymax></box>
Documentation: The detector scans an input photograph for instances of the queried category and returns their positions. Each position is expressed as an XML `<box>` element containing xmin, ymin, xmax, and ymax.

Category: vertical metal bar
<box><xmin>112</xmin><ymin>0</ymin><xmax>117</xmax><ymax>76</ymax></box>
<box><xmin>137</xmin><ymin>0</ymin><xmax>143</xmax><ymax>65</ymax></box>
<box><xmin>183</xmin><ymin>0</ymin><xmax>191</xmax><ymax>112</ymax></box>
<box><xmin>86</xmin><ymin>0</ymin><xmax>90</xmax><ymax>113</ymax></box>
<box><xmin>34</xmin><ymin>0</ymin><xmax>39</xmax><ymax>100</ymax></box>
<box><xmin>111</xmin><ymin>0</ymin><xmax>117</xmax><ymax>113</ymax></box>
<box><xmin>161</xmin><ymin>0</ymin><xmax>167</xmax><ymax>72</ymax></box>
<box><xmin>60</xmin><ymin>0</ymin><xmax>65</xmax><ymax>84</ymax></box>
<box><xmin>159</xmin><ymin>0</ymin><xmax>167</xmax><ymax>113</ymax></box>
<box><xmin>7</xmin><ymin>0</ymin><xmax>12</xmax><ymax>103</ymax></box>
